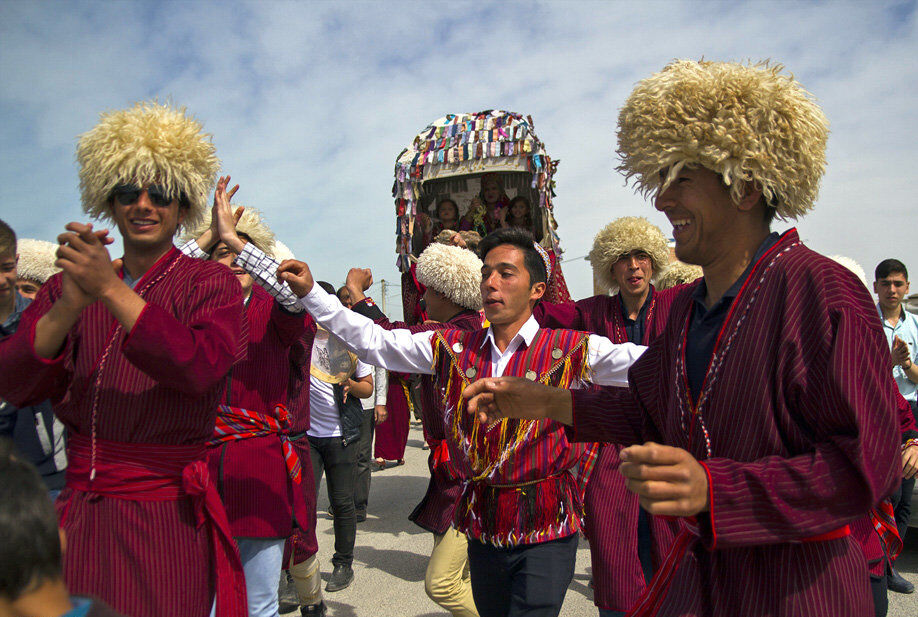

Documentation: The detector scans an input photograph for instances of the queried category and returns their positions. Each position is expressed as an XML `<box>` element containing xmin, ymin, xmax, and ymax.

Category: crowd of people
<box><xmin>1</xmin><ymin>58</ymin><xmax>916</xmax><ymax>617</ymax></box>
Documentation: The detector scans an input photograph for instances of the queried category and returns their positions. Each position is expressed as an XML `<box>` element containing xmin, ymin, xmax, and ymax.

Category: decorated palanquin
<box><xmin>393</xmin><ymin>110</ymin><xmax>572</xmax><ymax>324</ymax></box>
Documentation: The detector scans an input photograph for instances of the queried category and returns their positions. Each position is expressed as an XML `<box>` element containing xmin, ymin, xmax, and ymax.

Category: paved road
<box><xmin>286</xmin><ymin>423</ymin><xmax>918</xmax><ymax>616</ymax></box>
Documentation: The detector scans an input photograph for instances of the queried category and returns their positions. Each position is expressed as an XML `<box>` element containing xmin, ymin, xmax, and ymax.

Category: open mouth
<box><xmin>129</xmin><ymin>218</ymin><xmax>158</xmax><ymax>231</ymax></box>
<box><xmin>670</xmin><ymin>218</ymin><xmax>692</xmax><ymax>240</ymax></box>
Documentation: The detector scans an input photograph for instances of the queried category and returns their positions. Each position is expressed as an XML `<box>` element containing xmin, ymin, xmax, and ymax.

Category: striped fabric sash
<box><xmin>872</xmin><ymin>499</ymin><xmax>903</xmax><ymax>562</ymax></box>
<box><xmin>209</xmin><ymin>404</ymin><xmax>302</xmax><ymax>484</ymax></box>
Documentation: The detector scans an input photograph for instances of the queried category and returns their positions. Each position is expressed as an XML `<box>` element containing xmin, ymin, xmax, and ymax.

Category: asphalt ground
<box><xmin>285</xmin><ymin>423</ymin><xmax>918</xmax><ymax>616</ymax></box>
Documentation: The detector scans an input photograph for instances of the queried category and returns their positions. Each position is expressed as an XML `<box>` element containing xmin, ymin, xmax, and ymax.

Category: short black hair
<box><xmin>875</xmin><ymin>259</ymin><xmax>908</xmax><ymax>282</ymax></box>
<box><xmin>478</xmin><ymin>227</ymin><xmax>547</xmax><ymax>286</ymax></box>
<box><xmin>0</xmin><ymin>438</ymin><xmax>62</xmax><ymax>600</ymax></box>
<box><xmin>317</xmin><ymin>280</ymin><xmax>336</xmax><ymax>295</ymax></box>
<box><xmin>0</xmin><ymin>218</ymin><xmax>16</xmax><ymax>255</ymax></box>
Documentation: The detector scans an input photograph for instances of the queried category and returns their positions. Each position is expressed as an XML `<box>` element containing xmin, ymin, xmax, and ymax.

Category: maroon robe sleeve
<box><xmin>698</xmin><ymin>308</ymin><xmax>901</xmax><ymax>550</ymax></box>
<box><xmin>268</xmin><ymin>299</ymin><xmax>310</xmax><ymax>345</ymax></box>
<box><xmin>121</xmin><ymin>269</ymin><xmax>245</xmax><ymax>397</ymax></box>
<box><xmin>533</xmin><ymin>300</ymin><xmax>584</xmax><ymax>330</ymax></box>
<box><xmin>0</xmin><ymin>276</ymin><xmax>72</xmax><ymax>406</ymax></box>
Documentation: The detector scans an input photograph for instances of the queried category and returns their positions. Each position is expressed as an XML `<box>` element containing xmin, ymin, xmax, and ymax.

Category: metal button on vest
<box><xmin>551</xmin><ymin>348</ymin><xmax>563</xmax><ymax>360</ymax></box>
<box><xmin>465</xmin><ymin>367</ymin><xmax>477</xmax><ymax>379</ymax></box>
<box><xmin>525</xmin><ymin>370</ymin><xmax>538</xmax><ymax>381</ymax></box>
<box><xmin>452</xmin><ymin>342</ymin><xmax>464</xmax><ymax>353</ymax></box>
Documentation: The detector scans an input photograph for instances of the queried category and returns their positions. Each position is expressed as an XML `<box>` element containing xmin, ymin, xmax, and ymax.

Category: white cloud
<box><xmin>1</xmin><ymin>0</ymin><xmax>915</xmax><ymax>307</ymax></box>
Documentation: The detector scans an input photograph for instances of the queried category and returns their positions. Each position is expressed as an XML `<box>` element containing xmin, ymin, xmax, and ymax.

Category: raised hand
<box><xmin>214</xmin><ymin>175</ymin><xmax>245</xmax><ymax>253</ymax></box>
<box><xmin>619</xmin><ymin>442</ymin><xmax>709</xmax><ymax>516</ymax></box>
<box><xmin>345</xmin><ymin>268</ymin><xmax>373</xmax><ymax>304</ymax></box>
<box><xmin>277</xmin><ymin>259</ymin><xmax>315</xmax><ymax>297</ymax></box>
<box><xmin>462</xmin><ymin>376</ymin><xmax>571</xmax><ymax>425</ymax></box>
<box><xmin>56</xmin><ymin>223</ymin><xmax>120</xmax><ymax>300</ymax></box>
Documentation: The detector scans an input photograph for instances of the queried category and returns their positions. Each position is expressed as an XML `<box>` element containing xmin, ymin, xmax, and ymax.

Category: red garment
<box><xmin>535</xmin><ymin>289</ymin><xmax>681</xmax><ymax>611</ymax></box>
<box><xmin>569</xmin><ymin>230</ymin><xmax>900</xmax><ymax>617</ymax></box>
<box><xmin>206</xmin><ymin>285</ymin><xmax>316</xmax><ymax>538</ymax></box>
<box><xmin>374</xmin><ymin>377</ymin><xmax>410</xmax><ymax>461</ymax></box>
<box><xmin>0</xmin><ymin>247</ymin><xmax>246</xmax><ymax>617</ymax></box>
<box><xmin>63</xmin><ymin>435</ymin><xmax>247</xmax><ymax>617</ymax></box>
<box><xmin>434</xmin><ymin>327</ymin><xmax>596</xmax><ymax>546</ymax></box>
<box><xmin>350</xmin><ymin>298</ymin><xmax>481</xmax><ymax>533</ymax></box>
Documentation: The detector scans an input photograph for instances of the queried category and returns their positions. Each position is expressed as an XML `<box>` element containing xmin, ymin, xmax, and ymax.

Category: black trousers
<box><xmin>467</xmin><ymin>533</ymin><xmax>578</xmax><ymax>617</ymax></box>
<box><xmin>308</xmin><ymin>435</ymin><xmax>357</xmax><ymax>566</ymax></box>
<box><xmin>353</xmin><ymin>409</ymin><xmax>375</xmax><ymax>516</ymax></box>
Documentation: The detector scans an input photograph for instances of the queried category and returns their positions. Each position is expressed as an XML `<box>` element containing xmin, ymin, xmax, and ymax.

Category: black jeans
<box><xmin>353</xmin><ymin>409</ymin><xmax>375</xmax><ymax>516</ymax></box>
<box><xmin>467</xmin><ymin>533</ymin><xmax>578</xmax><ymax>617</ymax></box>
<box><xmin>308</xmin><ymin>435</ymin><xmax>357</xmax><ymax>566</ymax></box>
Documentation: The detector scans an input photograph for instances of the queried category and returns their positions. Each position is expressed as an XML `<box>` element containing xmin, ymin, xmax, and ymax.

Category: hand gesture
<box><xmin>892</xmin><ymin>336</ymin><xmax>911</xmax><ymax>367</ymax></box>
<box><xmin>346</xmin><ymin>268</ymin><xmax>373</xmax><ymax>292</ymax></box>
<box><xmin>374</xmin><ymin>405</ymin><xmax>388</xmax><ymax>424</ymax></box>
<box><xmin>342</xmin><ymin>380</ymin><xmax>351</xmax><ymax>403</ymax></box>
<box><xmin>619</xmin><ymin>442</ymin><xmax>710</xmax><ymax>516</ymax></box>
<box><xmin>56</xmin><ymin>223</ymin><xmax>121</xmax><ymax>300</ymax></box>
<box><xmin>277</xmin><ymin>259</ymin><xmax>314</xmax><ymax>297</ymax></box>
<box><xmin>462</xmin><ymin>376</ymin><xmax>565</xmax><ymax>425</ymax></box>
<box><xmin>903</xmin><ymin>443</ymin><xmax>918</xmax><ymax>480</ymax></box>
<box><xmin>214</xmin><ymin>175</ymin><xmax>245</xmax><ymax>251</ymax></box>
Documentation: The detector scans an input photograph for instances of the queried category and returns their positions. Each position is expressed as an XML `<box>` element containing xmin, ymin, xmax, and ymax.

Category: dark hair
<box><xmin>0</xmin><ymin>218</ymin><xmax>16</xmax><ymax>255</ymax></box>
<box><xmin>875</xmin><ymin>259</ymin><xmax>908</xmax><ymax>282</ymax></box>
<box><xmin>317</xmin><ymin>280</ymin><xmax>336</xmax><ymax>295</ymax></box>
<box><xmin>0</xmin><ymin>438</ymin><xmax>62</xmax><ymax>600</ymax></box>
<box><xmin>336</xmin><ymin>286</ymin><xmax>350</xmax><ymax>301</ymax></box>
<box><xmin>478</xmin><ymin>227</ymin><xmax>547</xmax><ymax>286</ymax></box>
<box><xmin>435</xmin><ymin>198</ymin><xmax>458</xmax><ymax>218</ymax></box>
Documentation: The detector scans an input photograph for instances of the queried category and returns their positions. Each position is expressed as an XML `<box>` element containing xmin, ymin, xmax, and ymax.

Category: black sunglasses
<box><xmin>111</xmin><ymin>184</ymin><xmax>176</xmax><ymax>208</ymax></box>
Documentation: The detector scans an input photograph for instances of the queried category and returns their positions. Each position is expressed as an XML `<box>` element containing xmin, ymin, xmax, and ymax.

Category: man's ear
<box><xmin>530</xmin><ymin>281</ymin><xmax>546</xmax><ymax>302</ymax></box>
<box><xmin>736</xmin><ymin>182</ymin><xmax>764</xmax><ymax>214</ymax></box>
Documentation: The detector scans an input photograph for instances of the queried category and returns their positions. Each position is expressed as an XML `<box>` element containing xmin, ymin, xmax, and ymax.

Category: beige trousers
<box><xmin>426</xmin><ymin>528</ymin><xmax>479</xmax><ymax>617</ymax></box>
<box><xmin>289</xmin><ymin>553</ymin><xmax>323</xmax><ymax>606</ymax></box>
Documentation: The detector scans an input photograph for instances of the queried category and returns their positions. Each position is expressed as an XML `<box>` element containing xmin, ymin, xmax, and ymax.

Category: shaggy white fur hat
<box><xmin>76</xmin><ymin>101</ymin><xmax>219</xmax><ymax>231</ymax></box>
<box><xmin>656</xmin><ymin>261</ymin><xmax>703</xmax><ymax>290</ymax></box>
<box><xmin>415</xmin><ymin>242</ymin><xmax>483</xmax><ymax>311</ymax></box>
<box><xmin>16</xmin><ymin>238</ymin><xmax>61</xmax><ymax>284</ymax></box>
<box><xmin>617</xmin><ymin>60</ymin><xmax>829</xmax><ymax>220</ymax></box>
<box><xmin>588</xmin><ymin>217</ymin><xmax>670</xmax><ymax>292</ymax></box>
<box><xmin>272</xmin><ymin>240</ymin><xmax>296</xmax><ymax>262</ymax></box>
<box><xmin>829</xmin><ymin>254</ymin><xmax>868</xmax><ymax>289</ymax></box>
<box><xmin>185</xmin><ymin>205</ymin><xmax>277</xmax><ymax>257</ymax></box>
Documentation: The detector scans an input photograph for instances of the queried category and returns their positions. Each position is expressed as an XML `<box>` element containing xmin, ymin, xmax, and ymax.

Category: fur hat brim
<box><xmin>617</xmin><ymin>60</ymin><xmax>829</xmax><ymax>220</ymax></box>
<box><xmin>588</xmin><ymin>217</ymin><xmax>670</xmax><ymax>292</ymax></box>
<box><xmin>656</xmin><ymin>261</ymin><xmax>703</xmax><ymax>290</ymax></box>
<box><xmin>828</xmin><ymin>255</ymin><xmax>868</xmax><ymax>289</ymax></box>
<box><xmin>16</xmin><ymin>238</ymin><xmax>61</xmax><ymax>284</ymax></box>
<box><xmin>77</xmin><ymin>101</ymin><xmax>219</xmax><ymax>232</ymax></box>
<box><xmin>415</xmin><ymin>243</ymin><xmax>483</xmax><ymax>311</ymax></box>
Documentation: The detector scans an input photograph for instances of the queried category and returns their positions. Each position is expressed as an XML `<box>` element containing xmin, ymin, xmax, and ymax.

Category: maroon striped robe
<box><xmin>0</xmin><ymin>247</ymin><xmax>246</xmax><ymax>617</ymax></box>
<box><xmin>568</xmin><ymin>230</ymin><xmax>901</xmax><ymax>616</ymax></box>
<box><xmin>536</xmin><ymin>288</ymin><xmax>682</xmax><ymax>610</ymax></box>
<box><xmin>208</xmin><ymin>284</ymin><xmax>317</xmax><ymax>538</ymax></box>
<box><xmin>350</xmin><ymin>298</ymin><xmax>481</xmax><ymax>533</ymax></box>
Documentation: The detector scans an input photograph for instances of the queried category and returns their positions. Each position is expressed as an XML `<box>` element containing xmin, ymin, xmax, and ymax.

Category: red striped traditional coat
<box><xmin>568</xmin><ymin>230</ymin><xmax>901</xmax><ymax>616</ymax></box>
<box><xmin>207</xmin><ymin>284</ymin><xmax>317</xmax><ymax>538</ymax></box>
<box><xmin>536</xmin><ymin>287</ymin><xmax>682</xmax><ymax>611</ymax></box>
<box><xmin>0</xmin><ymin>247</ymin><xmax>247</xmax><ymax>617</ymax></box>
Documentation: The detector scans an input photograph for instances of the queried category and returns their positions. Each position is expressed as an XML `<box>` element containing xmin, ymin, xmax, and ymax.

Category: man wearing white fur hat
<box><xmin>181</xmin><ymin>176</ymin><xmax>323</xmax><ymax>617</ymax></box>
<box><xmin>462</xmin><ymin>60</ymin><xmax>901</xmax><ymax>616</ymax></box>
<box><xmin>344</xmin><ymin>241</ymin><xmax>484</xmax><ymax>617</ymax></box>
<box><xmin>14</xmin><ymin>238</ymin><xmax>61</xmax><ymax>300</ymax></box>
<box><xmin>0</xmin><ymin>102</ymin><xmax>248</xmax><ymax>617</ymax></box>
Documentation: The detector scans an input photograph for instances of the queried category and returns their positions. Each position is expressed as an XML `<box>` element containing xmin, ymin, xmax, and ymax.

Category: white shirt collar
<box><xmin>481</xmin><ymin>313</ymin><xmax>540</xmax><ymax>353</ymax></box>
